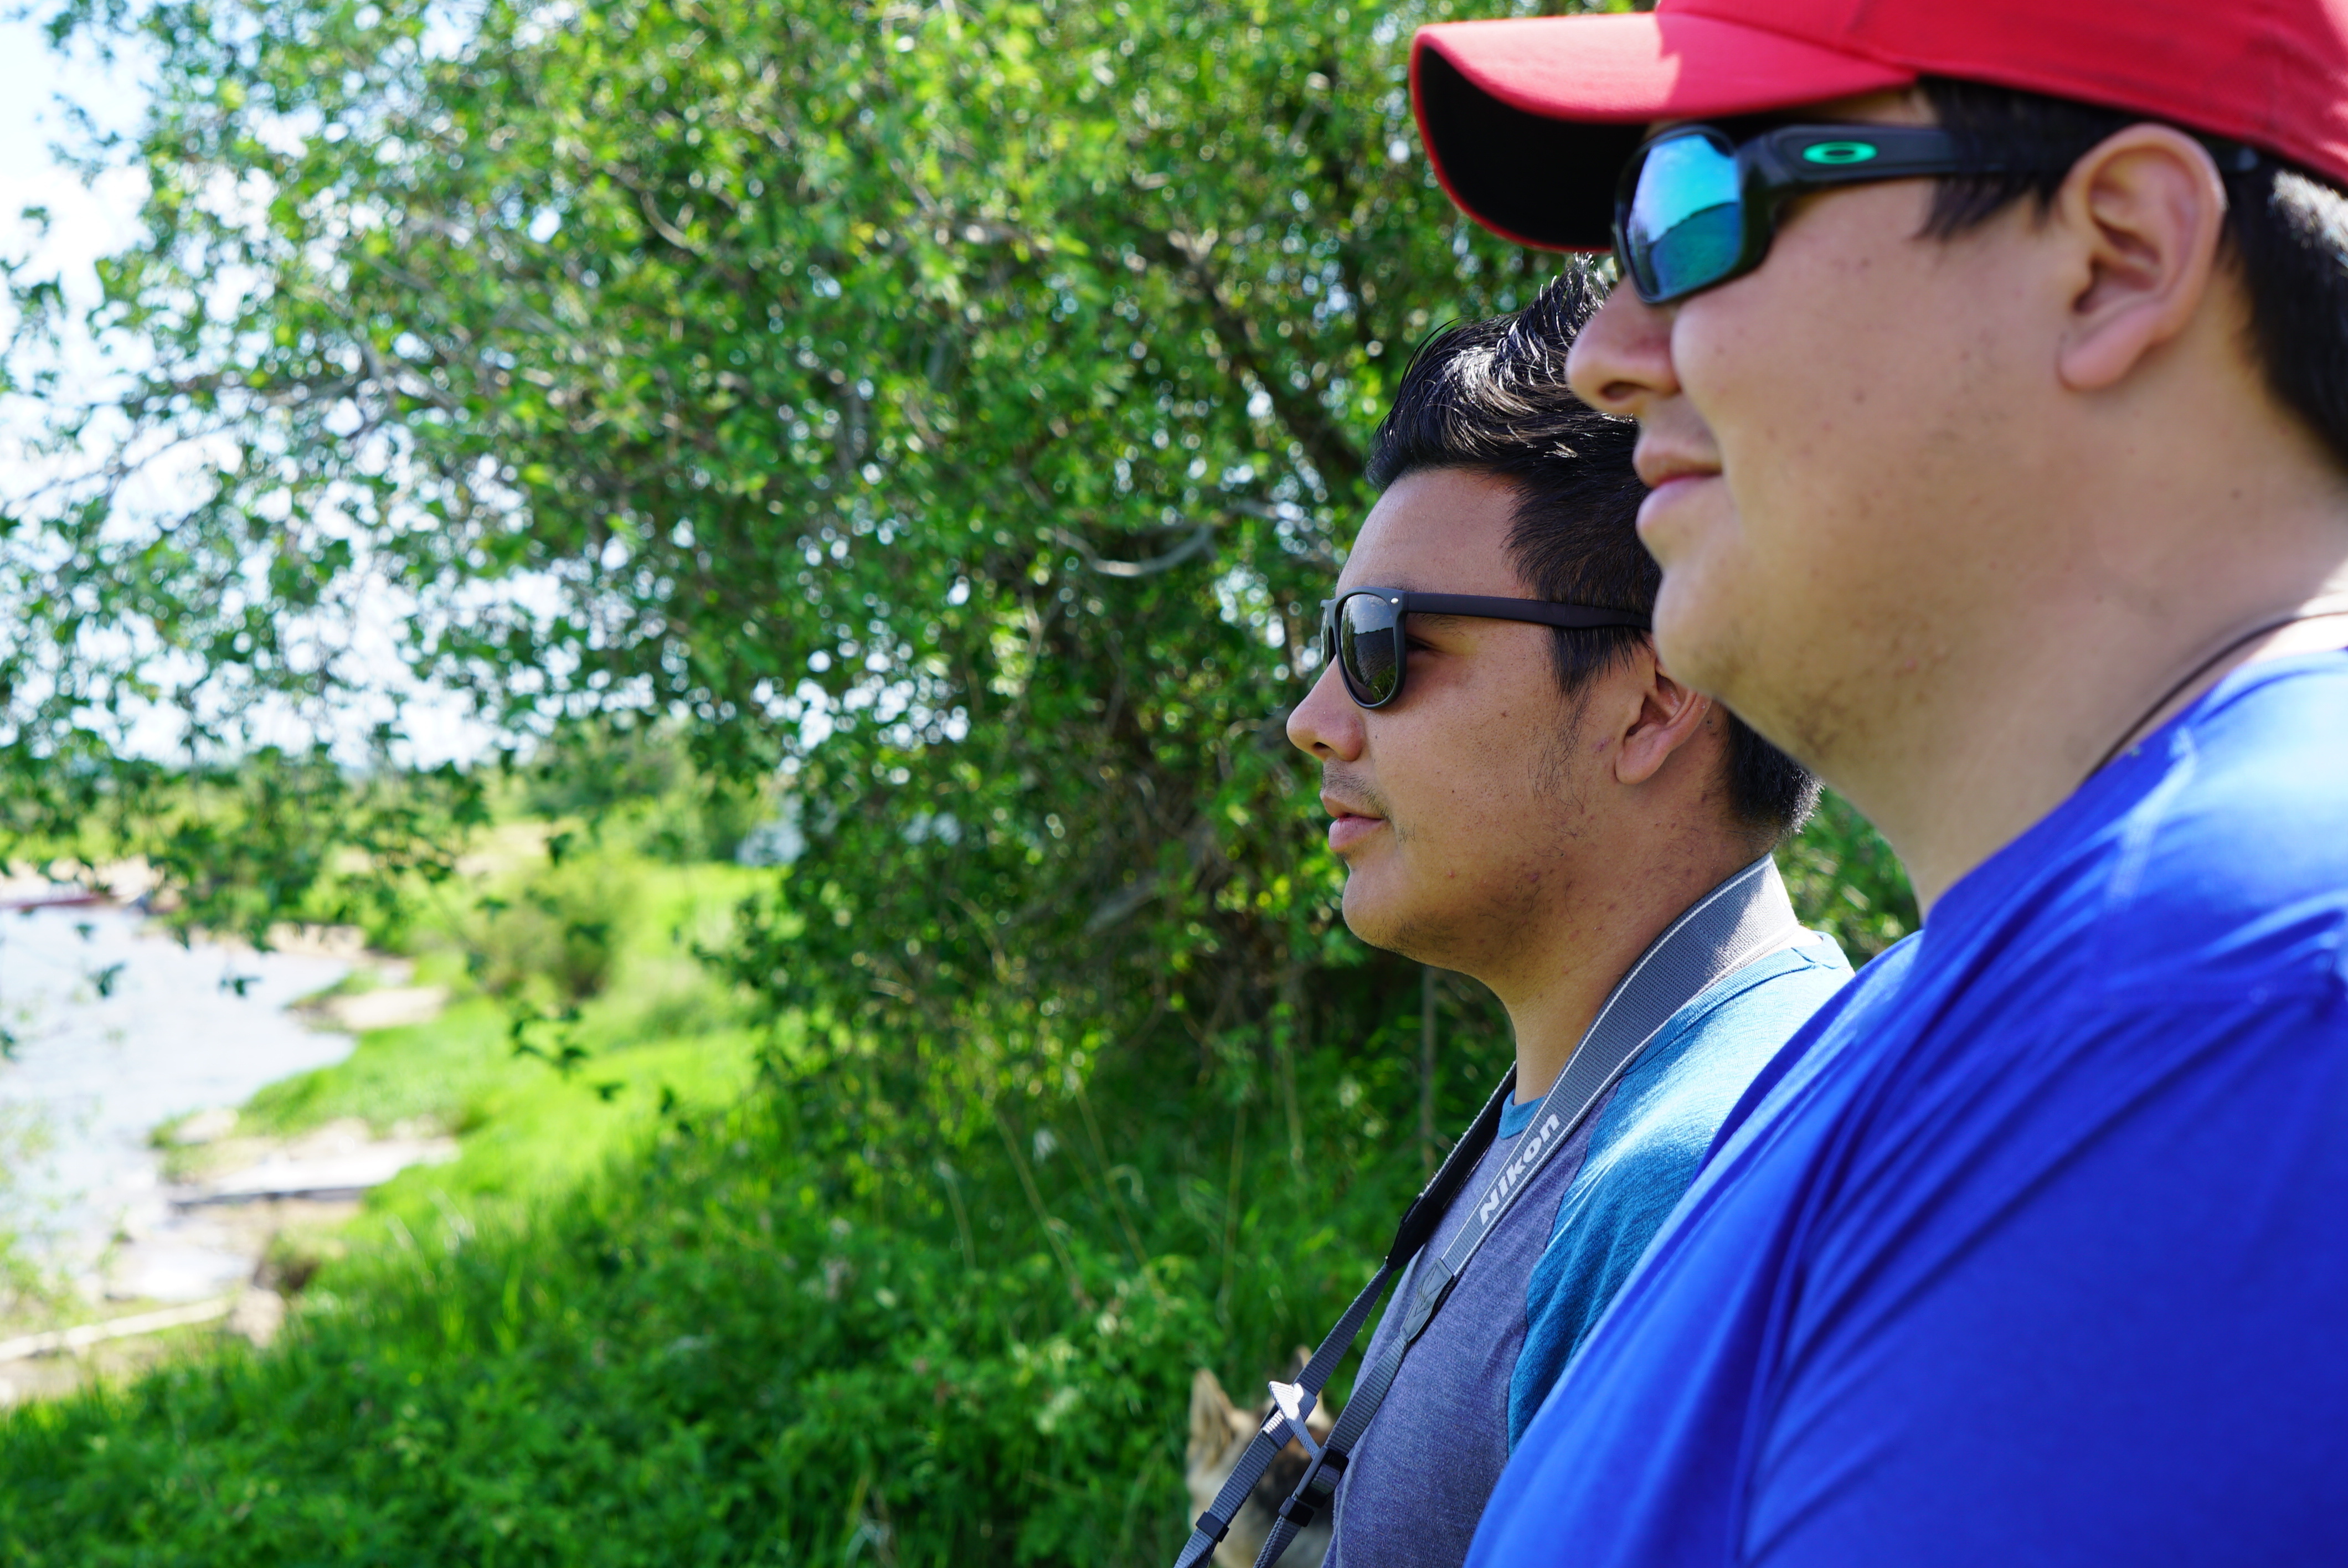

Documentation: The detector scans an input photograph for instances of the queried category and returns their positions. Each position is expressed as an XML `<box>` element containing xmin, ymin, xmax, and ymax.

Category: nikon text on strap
<box><xmin>1164</xmin><ymin>854</ymin><xmax>1802</xmax><ymax>1568</ymax></box>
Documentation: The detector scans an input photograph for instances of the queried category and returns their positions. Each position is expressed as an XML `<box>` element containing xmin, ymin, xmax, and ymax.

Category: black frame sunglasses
<box><xmin>1613</xmin><ymin>123</ymin><xmax>1991</xmax><ymax>306</ymax></box>
<box><xmin>1319</xmin><ymin>587</ymin><xmax>1650</xmax><ymax>710</ymax></box>
<box><xmin>1613</xmin><ymin>121</ymin><xmax>2262</xmax><ymax>306</ymax></box>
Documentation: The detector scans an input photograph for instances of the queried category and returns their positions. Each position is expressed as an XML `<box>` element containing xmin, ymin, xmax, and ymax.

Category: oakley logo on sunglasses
<box><xmin>1800</xmin><ymin>141</ymin><xmax>1879</xmax><ymax>166</ymax></box>
<box><xmin>1319</xmin><ymin>589</ymin><xmax>1649</xmax><ymax>710</ymax></box>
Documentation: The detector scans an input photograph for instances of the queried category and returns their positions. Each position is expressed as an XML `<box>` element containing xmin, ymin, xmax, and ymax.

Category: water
<box><xmin>0</xmin><ymin>900</ymin><xmax>354</xmax><ymax>1302</ymax></box>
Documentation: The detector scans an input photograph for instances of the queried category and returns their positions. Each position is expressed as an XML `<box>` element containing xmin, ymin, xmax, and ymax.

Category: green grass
<box><xmin>358</xmin><ymin>1022</ymin><xmax>765</xmax><ymax>1221</ymax></box>
<box><xmin>244</xmin><ymin>852</ymin><xmax>766</xmax><ymax>1148</ymax></box>
<box><xmin>0</xmin><ymin>833</ymin><xmax>1458</xmax><ymax>1564</ymax></box>
<box><xmin>0</xmin><ymin>1086</ymin><xmax>1226</xmax><ymax>1566</ymax></box>
<box><xmin>229</xmin><ymin>851</ymin><xmax>776</xmax><ymax>1272</ymax></box>
<box><xmin>0</xmin><ymin>809</ymin><xmax>1918</xmax><ymax>1564</ymax></box>
<box><xmin>244</xmin><ymin>998</ymin><xmax>516</xmax><ymax>1135</ymax></box>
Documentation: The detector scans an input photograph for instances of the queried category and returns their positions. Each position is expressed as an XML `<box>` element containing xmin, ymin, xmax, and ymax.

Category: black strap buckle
<box><xmin>1281</xmin><ymin>1444</ymin><xmax>1348</xmax><ymax>1529</ymax></box>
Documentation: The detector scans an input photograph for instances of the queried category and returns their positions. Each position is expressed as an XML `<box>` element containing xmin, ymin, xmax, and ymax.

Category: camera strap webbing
<box><xmin>1169</xmin><ymin>1065</ymin><xmax>1517</xmax><ymax>1568</ymax></box>
<box><xmin>1167</xmin><ymin>854</ymin><xmax>1800</xmax><ymax>1568</ymax></box>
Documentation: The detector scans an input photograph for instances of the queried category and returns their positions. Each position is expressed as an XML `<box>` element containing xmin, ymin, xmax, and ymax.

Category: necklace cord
<box><xmin>2092</xmin><ymin>594</ymin><xmax>2348</xmax><ymax>775</ymax></box>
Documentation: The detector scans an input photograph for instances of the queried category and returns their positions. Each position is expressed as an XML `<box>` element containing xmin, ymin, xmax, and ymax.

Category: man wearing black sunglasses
<box><xmin>1404</xmin><ymin>2</ymin><xmax>2348</xmax><ymax>1566</ymax></box>
<box><xmin>1263</xmin><ymin>275</ymin><xmax>1847</xmax><ymax>1568</ymax></box>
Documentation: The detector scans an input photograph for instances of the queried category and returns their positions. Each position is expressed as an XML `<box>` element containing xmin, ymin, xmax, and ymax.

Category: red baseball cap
<box><xmin>1413</xmin><ymin>0</ymin><xmax>2348</xmax><ymax>251</ymax></box>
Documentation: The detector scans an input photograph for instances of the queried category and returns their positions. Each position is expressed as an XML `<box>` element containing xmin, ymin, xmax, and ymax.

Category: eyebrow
<box><xmin>1400</xmin><ymin>609</ymin><xmax>1478</xmax><ymax>631</ymax></box>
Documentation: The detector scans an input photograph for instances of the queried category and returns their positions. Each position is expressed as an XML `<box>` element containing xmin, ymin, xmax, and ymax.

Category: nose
<box><xmin>1287</xmin><ymin>659</ymin><xmax>1364</xmax><ymax>762</ymax></box>
<box><xmin>1566</xmin><ymin>284</ymin><xmax>1679</xmax><ymax>419</ymax></box>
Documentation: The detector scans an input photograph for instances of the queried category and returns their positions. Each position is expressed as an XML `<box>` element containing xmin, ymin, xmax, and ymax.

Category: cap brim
<box><xmin>1413</xmin><ymin>13</ymin><xmax>1916</xmax><ymax>251</ymax></box>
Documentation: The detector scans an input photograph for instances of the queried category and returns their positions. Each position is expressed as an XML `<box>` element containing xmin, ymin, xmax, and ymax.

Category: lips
<box><xmin>1639</xmin><ymin>471</ymin><xmax>1719</xmax><ymax>523</ymax></box>
<box><xmin>1631</xmin><ymin>439</ymin><xmax>1724</xmax><ymax>556</ymax></box>
<box><xmin>1321</xmin><ymin>791</ymin><xmax>1387</xmax><ymax>855</ymax></box>
<box><xmin>1633</xmin><ymin>446</ymin><xmax>1721</xmax><ymax>491</ymax></box>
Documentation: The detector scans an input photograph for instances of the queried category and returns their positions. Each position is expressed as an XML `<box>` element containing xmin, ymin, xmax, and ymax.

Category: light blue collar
<box><xmin>1499</xmin><ymin>1091</ymin><xmax>1548</xmax><ymax>1140</ymax></box>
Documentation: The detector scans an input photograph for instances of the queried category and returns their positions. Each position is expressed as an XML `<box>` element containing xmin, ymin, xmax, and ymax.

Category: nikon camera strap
<box><xmin>1167</xmin><ymin>854</ymin><xmax>1801</xmax><ymax>1568</ymax></box>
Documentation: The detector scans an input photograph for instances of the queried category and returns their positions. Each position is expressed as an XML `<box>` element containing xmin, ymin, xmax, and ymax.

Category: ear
<box><xmin>2049</xmin><ymin>123</ymin><xmax>2233</xmax><ymax>393</ymax></box>
<box><xmin>1188</xmin><ymin>1368</ymin><xmax>1240</xmax><ymax>1471</ymax></box>
<box><xmin>1613</xmin><ymin>647</ymin><xmax>1716</xmax><ymax>787</ymax></box>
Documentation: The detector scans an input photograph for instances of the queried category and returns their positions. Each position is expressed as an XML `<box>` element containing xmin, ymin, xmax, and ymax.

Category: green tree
<box><xmin>19</xmin><ymin>0</ymin><xmax>1593</xmax><ymax>1064</ymax></box>
<box><xmin>16</xmin><ymin>0</ymin><xmax>1914</xmax><ymax>1329</ymax></box>
<box><xmin>0</xmin><ymin>0</ymin><xmax>1917</xmax><ymax>1550</ymax></box>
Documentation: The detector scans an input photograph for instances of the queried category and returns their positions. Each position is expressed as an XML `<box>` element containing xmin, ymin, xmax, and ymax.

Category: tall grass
<box><xmin>0</xmin><ymin>803</ymin><xmax>1913</xmax><ymax>1564</ymax></box>
<box><xmin>0</xmin><ymin>1041</ymin><xmax>1469</xmax><ymax>1565</ymax></box>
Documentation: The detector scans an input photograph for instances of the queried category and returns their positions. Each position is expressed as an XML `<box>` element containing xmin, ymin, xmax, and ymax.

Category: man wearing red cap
<box><xmin>1404</xmin><ymin>1</ymin><xmax>2348</xmax><ymax>1564</ymax></box>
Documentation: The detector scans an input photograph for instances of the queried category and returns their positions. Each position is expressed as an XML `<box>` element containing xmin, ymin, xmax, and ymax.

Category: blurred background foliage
<box><xmin>0</xmin><ymin>0</ymin><xmax>1918</xmax><ymax>1559</ymax></box>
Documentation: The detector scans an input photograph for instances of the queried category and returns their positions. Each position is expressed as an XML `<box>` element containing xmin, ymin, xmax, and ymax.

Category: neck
<box><xmin>1477</xmin><ymin>833</ymin><xmax>1757</xmax><ymax>1100</ymax></box>
<box><xmin>1831</xmin><ymin>426</ymin><xmax>2348</xmax><ymax>914</ymax></box>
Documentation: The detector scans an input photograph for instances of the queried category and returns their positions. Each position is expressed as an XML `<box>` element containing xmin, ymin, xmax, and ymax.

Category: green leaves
<box><xmin>0</xmin><ymin>18</ymin><xmax>1927</xmax><ymax>1548</ymax></box>
<box><xmin>13</xmin><ymin>0</ymin><xmax>1913</xmax><ymax>1279</ymax></box>
<box><xmin>14</xmin><ymin>0</ymin><xmax>1603</xmax><ymax>1074</ymax></box>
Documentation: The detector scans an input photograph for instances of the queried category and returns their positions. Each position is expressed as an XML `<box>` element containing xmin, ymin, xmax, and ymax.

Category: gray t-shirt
<box><xmin>1322</xmin><ymin>1090</ymin><xmax>1602</xmax><ymax>1568</ymax></box>
<box><xmin>1319</xmin><ymin>932</ymin><xmax>1853</xmax><ymax>1568</ymax></box>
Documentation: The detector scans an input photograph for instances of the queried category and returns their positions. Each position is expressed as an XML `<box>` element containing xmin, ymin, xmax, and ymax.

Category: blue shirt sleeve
<box><xmin>1508</xmin><ymin>938</ymin><xmax>1851</xmax><ymax>1446</ymax></box>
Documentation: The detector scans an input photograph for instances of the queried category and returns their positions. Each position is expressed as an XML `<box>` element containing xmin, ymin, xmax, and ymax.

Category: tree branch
<box><xmin>1147</xmin><ymin>230</ymin><xmax>1364</xmax><ymax>492</ymax></box>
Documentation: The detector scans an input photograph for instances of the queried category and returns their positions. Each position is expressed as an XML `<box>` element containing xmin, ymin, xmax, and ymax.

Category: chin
<box><xmin>1338</xmin><ymin>880</ymin><xmax>1394</xmax><ymax>948</ymax></box>
<box><xmin>1642</xmin><ymin>486</ymin><xmax>1755</xmax><ymax>695</ymax></box>
<box><xmin>1339</xmin><ymin>878</ymin><xmax>1417</xmax><ymax>958</ymax></box>
<box><xmin>1651</xmin><ymin>566</ymin><xmax>1749</xmax><ymax>708</ymax></box>
<box><xmin>1340</xmin><ymin>880</ymin><xmax>1456</xmax><ymax>967</ymax></box>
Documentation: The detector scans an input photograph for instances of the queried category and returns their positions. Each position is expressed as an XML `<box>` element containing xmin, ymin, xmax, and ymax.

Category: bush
<box><xmin>1779</xmin><ymin>793</ymin><xmax>1920</xmax><ymax>960</ymax></box>
<box><xmin>0</xmin><ymin>0</ymin><xmax>1927</xmax><ymax>1550</ymax></box>
<box><xmin>0</xmin><ymin>1103</ymin><xmax>61</xmax><ymax>1324</ymax></box>
<box><xmin>464</xmin><ymin>861</ymin><xmax>637</xmax><ymax>1012</ymax></box>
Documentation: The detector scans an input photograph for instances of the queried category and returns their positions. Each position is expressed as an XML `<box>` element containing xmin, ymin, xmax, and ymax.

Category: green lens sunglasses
<box><xmin>1614</xmin><ymin>123</ymin><xmax>1995</xmax><ymax>306</ymax></box>
<box><xmin>1614</xmin><ymin>121</ymin><xmax>2262</xmax><ymax>306</ymax></box>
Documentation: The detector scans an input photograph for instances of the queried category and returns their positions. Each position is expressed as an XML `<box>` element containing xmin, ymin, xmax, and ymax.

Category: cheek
<box><xmin>1669</xmin><ymin>199</ymin><xmax>1970</xmax><ymax>601</ymax></box>
<box><xmin>1676</xmin><ymin>188</ymin><xmax>1947</xmax><ymax>508</ymax></box>
<box><xmin>1677</xmin><ymin>286</ymin><xmax>1867</xmax><ymax>515</ymax></box>
<box><xmin>1379</xmin><ymin>673</ymin><xmax>1561</xmax><ymax>824</ymax></box>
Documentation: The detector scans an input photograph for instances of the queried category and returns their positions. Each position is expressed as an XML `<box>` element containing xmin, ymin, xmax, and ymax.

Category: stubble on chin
<box><xmin>1666</xmin><ymin>577</ymin><xmax>1857</xmax><ymax>777</ymax></box>
<box><xmin>1322</xmin><ymin>763</ymin><xmax>1424</xmax><ymax>960</ymax></box>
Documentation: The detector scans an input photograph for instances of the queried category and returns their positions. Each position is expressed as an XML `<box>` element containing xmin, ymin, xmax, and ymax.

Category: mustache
<box><xmin>1320</xmin><ymin>763</ymin><xmax>1398</xmax><ymax>829</ymax></box>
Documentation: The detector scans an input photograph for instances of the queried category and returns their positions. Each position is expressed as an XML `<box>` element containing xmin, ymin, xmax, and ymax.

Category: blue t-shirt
<box><xmin>1472</xmin><ymin>652</ymin><xmax>2348</xmax><ymax>1567</ymax></box>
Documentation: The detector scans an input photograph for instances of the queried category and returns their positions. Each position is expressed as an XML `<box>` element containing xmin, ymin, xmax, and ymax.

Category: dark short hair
<box><xmin>1921</xmin><ymin>76</ymin><xmax>2348</xmax><ymax>472</ymax></box>
<box><xmin>1364</xmin><ymin>272</ymin><xmax>1820</xmax><ymax>845</ymax></box>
